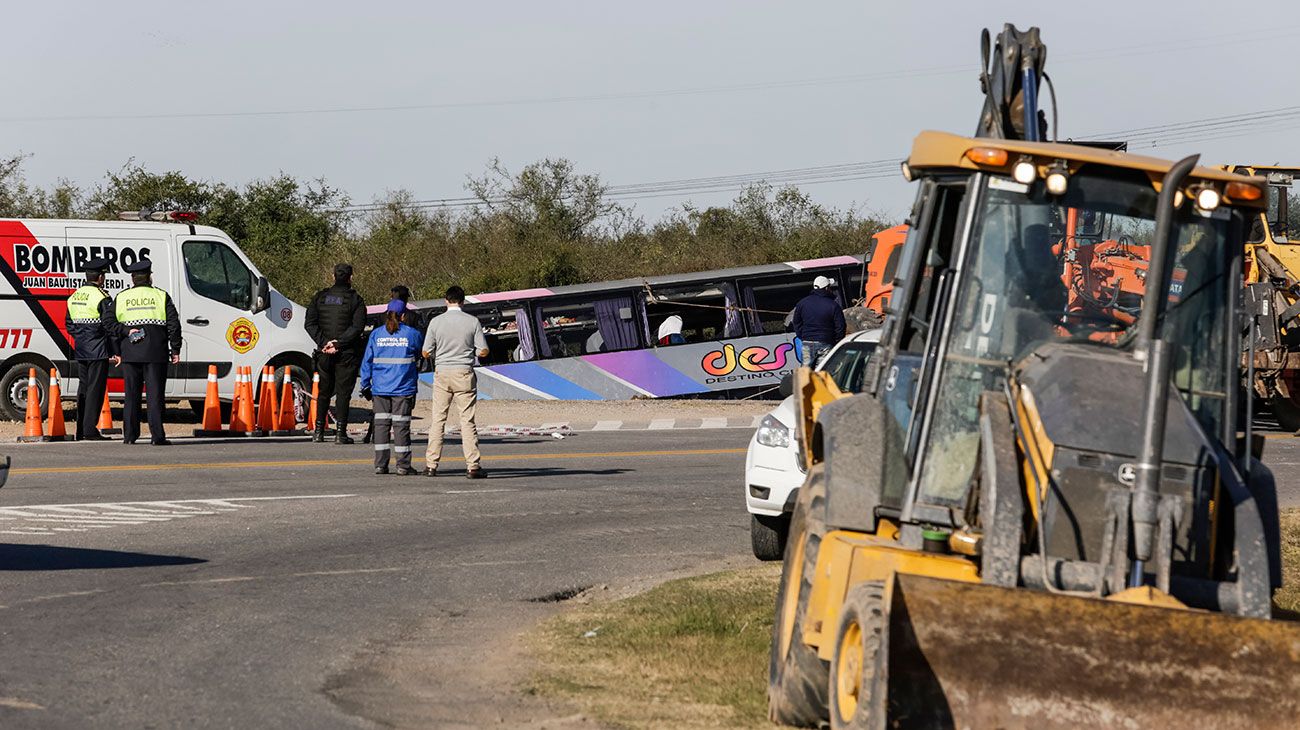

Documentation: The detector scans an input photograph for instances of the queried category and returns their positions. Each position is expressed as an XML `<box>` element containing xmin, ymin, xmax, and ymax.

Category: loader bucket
<box><xmin>880</xmin><ymin>573</ymin><xmax>1300</xmax><ymax>729</ymax></box>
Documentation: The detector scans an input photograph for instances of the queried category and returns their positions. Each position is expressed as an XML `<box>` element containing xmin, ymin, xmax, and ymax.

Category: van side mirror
<box><xmin>778</xmin><ymin>372</ymin><xmax>794</xmax><ymax>399</ymax></box>
<box><xmin>252</xmin><ymin>276</ymin><xmax>270</xmax><ymax>313</ymax></box>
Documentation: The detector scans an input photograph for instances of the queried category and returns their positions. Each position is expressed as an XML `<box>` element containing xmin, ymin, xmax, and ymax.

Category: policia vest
<box><xmin>65</xmin><ymin>285</ymin><xmax>113</xmax><ymax>360</ymax></box>
<box><xmin>114</xmin><ymin>285</ymin><xmax>181</xmax><ymax>363</ymax></box>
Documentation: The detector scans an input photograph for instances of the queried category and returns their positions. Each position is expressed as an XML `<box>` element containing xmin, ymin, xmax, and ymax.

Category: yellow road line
<box><xmin>10</xmin><ymin>448</ymin><xmax>747</xmax><ymax>476</ymax></box>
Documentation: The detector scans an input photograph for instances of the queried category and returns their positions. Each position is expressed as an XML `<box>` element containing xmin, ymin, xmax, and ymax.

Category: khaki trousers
<box><xmin>425</xmin><ymin>369</ymin><xmax>480</xmax><ymax>471</ymax></box>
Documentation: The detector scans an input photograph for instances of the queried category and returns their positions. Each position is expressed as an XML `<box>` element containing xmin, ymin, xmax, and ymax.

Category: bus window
<box><xmin>645</xmin><ymin>282</ymin><xmax>743</xmax><ymax>345</ymax></box>
<box><xmin>740</xmin><ymin>274</ymin><xmax>838</xmax><ymax>334</ymax></box>
<box><xmin>536</xmin><ymin>296</ymin><xmax>641</xmax><ymax>358</ymax></box>
<box><xmin>469</xmin><ymin>306</ymin><xmax>529</xmax><ymax>364</ymax></box>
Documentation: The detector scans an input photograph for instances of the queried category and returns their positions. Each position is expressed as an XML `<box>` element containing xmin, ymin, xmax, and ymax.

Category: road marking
<box><xmin>592</xmin><ymin>420</ymin><xmax>622</xmax><ymax>431</ymax></box>
<box><xmin>700</xmin><ymin>417</ymin><xmax>728</xmax><ymax>429</ymax></box>
<box><xmin>9</xmin><ymin>450</ymin><xmax>745</xmax><ymax>476</ymax></box>
<box><xmin>443</xmin><ymin>488</ymin><xmax>520</xmax><ymax>494</ymax></box>
<box><xmin>647</xmin><ymin>419</ymin><xmax>674</xmax><ymax>430</ymax></box>
<box><xmin>0</xmin><ymin>494</ymin><xmax>358</xmax><ymax>536</ymax></box>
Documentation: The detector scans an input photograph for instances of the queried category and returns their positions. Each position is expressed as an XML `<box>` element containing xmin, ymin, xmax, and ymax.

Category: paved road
<box><xmin>0</xmin><ymin>429</ymin><xmax>754</xmax><ymax>729</ymax></box>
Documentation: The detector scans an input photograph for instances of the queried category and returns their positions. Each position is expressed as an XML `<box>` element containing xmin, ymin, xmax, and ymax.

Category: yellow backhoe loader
<box><xmin>768</xmin><ymin>24</ymin><xmax>1300</xmax><ymax>729</ymax></box>
<box><xmin>1222</xmin><ymin>165</ymin><xmax>1300</xmax><ymax>430</ymax></box>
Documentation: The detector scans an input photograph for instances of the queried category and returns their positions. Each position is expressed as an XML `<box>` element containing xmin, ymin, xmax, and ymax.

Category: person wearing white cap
<box><xmin>791</xmin><ymin>275</ymin><xmax>845</xmax><ymax>366</ymax></box>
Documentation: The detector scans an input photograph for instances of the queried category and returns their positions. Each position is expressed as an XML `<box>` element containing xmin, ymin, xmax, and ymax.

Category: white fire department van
<box><xmin>0</xmin><ymin>213</ymin><xmax>317</xmax><ymax>420</ymax></box>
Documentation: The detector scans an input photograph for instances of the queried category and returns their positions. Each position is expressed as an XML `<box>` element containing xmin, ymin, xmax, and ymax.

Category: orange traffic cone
<box><xmin>273</xmin><ymin>367</ymin><xmax>298</xmax><ymax>435</ymax></box>
<box><xmin>308</xmin><ymin>371</ymin><xmax>320</xmax><ymax>432</ymax></box>
<box><xmin>46</xmin><ymin>369</ymin><xmax>66</xmax><ymax>441</ymax></box>
<box><xmin>193</xmin><ymin>364</ymin><xmax>226</xmax><ymax>436</ymax></box>
<box><xmin>18</xmin><ymin>367</ymin><xmax>45</xmax><ymax>442</ymax></box>
<box><xmin>229</xmin><ymin>367</ymin><xmax>249</xmax><ymax>434</ymax></box>
<box><xmin>256</xmin><ymin>365</ymin><xmax>279</xmax><ymax>436</ymax></box>
<box><xmin>237</xmin><ymin>366</ymin><xmax>256</xmax><ymax>436</ymax></box>
<box><xmin>98</xmin><ymin>391</ymin><xmax>120</xmax><ymax>436</ymax></box>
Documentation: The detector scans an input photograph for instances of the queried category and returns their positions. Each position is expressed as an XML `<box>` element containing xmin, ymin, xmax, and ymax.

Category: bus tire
<box><xmin>768</xmin><ymin>465</ymin><xmax>830</xmax><ymax>727</ymax></box>
<box><xmin>0</xmin><ymin>361</ymin><xmax>49</xmax><ymax>422</ymax></box>
<box><xmin>751</xmin><ymin>513</ymin><xmax>790</xmax><ymax>561</ymax></box>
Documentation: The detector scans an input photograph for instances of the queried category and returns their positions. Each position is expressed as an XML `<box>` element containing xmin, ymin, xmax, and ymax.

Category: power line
<box><xmin>333</xmin><ymin>159</ymin><xmax>903</xmax><ymax>213</ymax></box>
<box><xmin>3</xmin><ymin>25</ymin><xmax>1296</xmax><ymax>125</ymax></box>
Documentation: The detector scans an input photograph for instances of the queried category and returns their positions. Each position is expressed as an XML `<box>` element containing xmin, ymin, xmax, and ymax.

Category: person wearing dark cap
<box><xmin>304</xmin><ymin>263</ymin><xmax>366</xmax><ymax>443</ymax></box>
<box><xmin>65</xmin><ymin>257</ymin><xmax>120</xmax><ymax>440</ymax></box>
<box><xmin>110</xmin><ymin>258</ymin><xmax>182</xmax><ymax>445</ymax></box>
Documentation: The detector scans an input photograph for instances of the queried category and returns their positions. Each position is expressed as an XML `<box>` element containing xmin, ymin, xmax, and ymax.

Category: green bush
<box><xmin>0</xmin><ymin>155</ymin><xmax>893</xmax><ymax>304</ymax></box>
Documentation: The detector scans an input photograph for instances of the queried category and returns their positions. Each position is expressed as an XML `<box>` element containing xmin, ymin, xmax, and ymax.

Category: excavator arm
<box><xmin>975</xmin><ymin>24</ymin><xmax>1048</xmax><ymax>141</ymax></box>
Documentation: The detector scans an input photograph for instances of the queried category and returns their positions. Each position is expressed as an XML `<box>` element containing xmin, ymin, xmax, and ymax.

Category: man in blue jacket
<box><xmin>359</xmin><ymin>300</ymin><xmax>422</xmax><ymax>475</ymax></box>
<box><xmin>791</xmin><ymin>275</ymin><xmax>846</xmax><ymax>366</ymax></box>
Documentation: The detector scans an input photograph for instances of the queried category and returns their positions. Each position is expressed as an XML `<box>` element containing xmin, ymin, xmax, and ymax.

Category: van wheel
<box><xmin>768</xmin><ymin>464</ymin><xmax>830</xmax><ymax>727</ymax></box>
<box><xmin>276</xmin><ymin>363</ymin><xmax>311</xmax><ymax>424</ymax></box>
<box><xmin>751</xmin><ymin>514</ymin><xmax>790</xmax><ymax>561</ymax></box>
<box><xmin>0</xmin><ymin>362</ymin><xmax>48</xmax><ymax>422</ymax></box>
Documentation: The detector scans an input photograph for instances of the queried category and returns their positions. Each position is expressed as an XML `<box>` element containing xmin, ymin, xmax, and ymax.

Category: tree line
<box><xmin>0</xmin><ymin>154</ymin><xmax>893</xmax><ymax>304</ymax></box>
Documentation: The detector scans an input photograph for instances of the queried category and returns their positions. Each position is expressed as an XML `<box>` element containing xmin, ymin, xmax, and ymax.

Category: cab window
<box><xmin>183</xmin><ymin>241</ymin><xmax>253</xmax><ymax>309</ymax></box>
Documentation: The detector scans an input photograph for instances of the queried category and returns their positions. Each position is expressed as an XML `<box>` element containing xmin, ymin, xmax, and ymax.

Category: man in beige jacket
<box><xmin>421</xmin><ymin>285</ymin><xmax>490</xmax><ymax>478</ymax></box>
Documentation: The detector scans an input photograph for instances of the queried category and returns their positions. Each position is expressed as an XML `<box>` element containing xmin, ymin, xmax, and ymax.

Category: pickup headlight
<box><xmin>756</xmin><ymin>414</ymin><xmax>791</xmax><ymax>448</ymax></box>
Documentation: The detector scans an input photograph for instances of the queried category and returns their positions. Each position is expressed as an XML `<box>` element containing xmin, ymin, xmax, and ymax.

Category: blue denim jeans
<box><xmin>802</xmin><ymin>340</ymin><xmax>830</xmax><ymax>367</ymax></box>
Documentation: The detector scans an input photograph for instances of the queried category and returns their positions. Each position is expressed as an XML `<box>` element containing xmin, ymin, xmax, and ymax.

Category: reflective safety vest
<box><xmin>115</xmin><ymin>286</ymin><xmax>168</xmax><ymax>326</ymax></box>
<box><xmin>67</xmin><ymin>285</ymin><xmax>108</xmax><ymax>323</ymax></box>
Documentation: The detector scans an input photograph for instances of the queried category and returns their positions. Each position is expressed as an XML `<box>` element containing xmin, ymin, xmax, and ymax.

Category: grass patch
<box><xmin>1276</xmin><ymin>508</ymin><xmax>1300</xmax><ymax>615</ymax></box>
<box><xmin>529</xmin><ymin>510</ymin><xmax>1300</xmax><ymax>728</ymax></box>
<box><xmin>529</xmin><ymin>565</ymin><xmax>783</xmax><ymax>730</ymax></box>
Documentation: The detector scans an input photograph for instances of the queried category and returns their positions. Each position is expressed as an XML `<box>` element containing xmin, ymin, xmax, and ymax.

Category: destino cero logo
<box><xmin>700</xmin><ymin>339</ymin><xmax>802</xmax><ymax>383</ymax></box>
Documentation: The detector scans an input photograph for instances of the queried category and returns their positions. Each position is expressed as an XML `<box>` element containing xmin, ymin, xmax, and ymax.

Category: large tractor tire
<box><xmin>829</xmin><ymin>582</ymin><xmax>887</xmax><ymax>730</ymax></box>
<box><xmin>768</xmin><ymin>465</ymin><xmax>830</xmax><ymax>727</ymax></box>
<box><xmin>1269</xmin><ymin>393</ymin><xmax>1300</xmax><ymax>433</ymax></box>
<box><xmin>750</xmin><ymin>513</ymin><xmax>790</xmax><ymax>561</ymax></box>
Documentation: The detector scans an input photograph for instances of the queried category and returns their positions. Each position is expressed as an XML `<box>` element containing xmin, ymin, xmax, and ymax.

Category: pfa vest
<box><xmin>115</xmin><ymin>286</ymin><xmax>168</xmax><ymax>326</ymax></box>
<box><xmin>67</xmin><ymin>286</ymin><xmax>108</xmax><ymax>323</ymax></box>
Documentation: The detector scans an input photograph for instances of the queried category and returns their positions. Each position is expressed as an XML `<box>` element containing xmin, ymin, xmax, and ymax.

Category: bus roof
<box><xmin>370</xmin><ymin>254</ymin><xmax>864</xmax><ymax>314</ymax></box>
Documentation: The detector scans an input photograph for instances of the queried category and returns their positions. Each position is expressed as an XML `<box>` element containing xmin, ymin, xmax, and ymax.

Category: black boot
<box><xmin>312</xmin><ymin>426</ymin><xmax>325</xmax><ymax>443</ymax></box>
<box><xmin>335</xmin><ymin>429</ymin><xmax>354</xmax><ymax>445</ymax></box>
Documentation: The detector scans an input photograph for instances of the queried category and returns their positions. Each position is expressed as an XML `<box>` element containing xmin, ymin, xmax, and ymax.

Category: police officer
<box><xmin>112</xmin><ymin>258</ymin><xmax>182</xmax><ymax>446</ymax></box>
<box><xmin>64</xmin><ymin>257</ymin><xmax>119</xmax><ymax>440</ymax></box>
<box><xmin>305</xmin><ymin>263</ymin><xmax>366</xmax><ymax>443</ymax></box>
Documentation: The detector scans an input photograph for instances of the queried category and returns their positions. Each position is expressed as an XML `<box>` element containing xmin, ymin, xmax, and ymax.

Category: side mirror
<box><xmin>778</xmin><ymin>372</ymin><xmax>794</xmax><ymax>399</ymax></box>
<box><xmin>251</xmin><ymin>276</ymin><xmax>270</xmax><ymax>314</ymax></box>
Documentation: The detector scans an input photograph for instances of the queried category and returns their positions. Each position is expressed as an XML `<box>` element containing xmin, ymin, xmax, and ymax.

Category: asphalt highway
<box><xmin>4</xmin><ymin>422</ymin><xmax>1300</xmax><ymax>729</ymax></box>
<box><xmin>0</xmin><ymin>428</ymin><xmax>754</xmax><ymax>729</ymax></box>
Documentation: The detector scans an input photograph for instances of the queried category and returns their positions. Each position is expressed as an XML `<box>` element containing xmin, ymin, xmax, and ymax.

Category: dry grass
<box><xmin>1275</xmin><ymin>508</ymin><xmax>1300</xmax><ymax>615</ymax></box>
<box><xmin>528</xmin><ymin>510</ymin><xmax>1300</xmax><ymax>728</ymax></box>
<box><xmin>528</xmin><ymin>565</ymin><xmax>784</xmax><ymax>730</ymax></box>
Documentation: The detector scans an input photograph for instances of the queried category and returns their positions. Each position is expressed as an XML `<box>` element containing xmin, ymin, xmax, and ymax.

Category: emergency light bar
<box><xmin>117</xmin><ymin>210</ymin><xmax>199</xmax><ymax>223</ymax></box>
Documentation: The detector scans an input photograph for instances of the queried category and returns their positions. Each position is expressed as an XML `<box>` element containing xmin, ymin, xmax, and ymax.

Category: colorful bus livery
<box><xmin>375</xmin><ymin>256</ymin><xmax>864</xmax><ymax>400</ymax></box>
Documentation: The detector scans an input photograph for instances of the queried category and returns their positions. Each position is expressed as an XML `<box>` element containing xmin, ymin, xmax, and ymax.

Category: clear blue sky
<box><xmin>3</xmin><ymin>0</ymin><xmax>1297</xmax><ymax>222</ymax></box>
